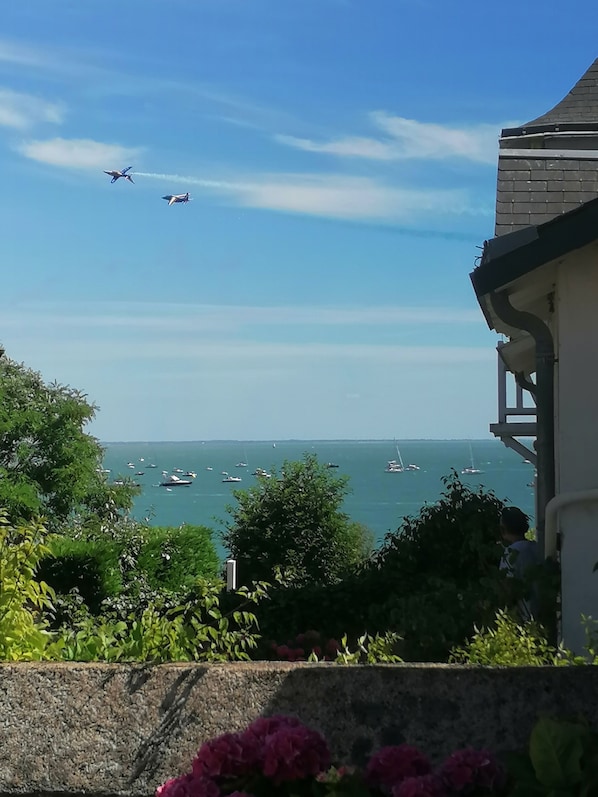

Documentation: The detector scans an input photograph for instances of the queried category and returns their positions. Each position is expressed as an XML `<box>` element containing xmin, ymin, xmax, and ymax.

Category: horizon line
<box><xmin>101</xmin><ymin>437</ymin><xmax>509</xmax><ymax>445</ymax></box>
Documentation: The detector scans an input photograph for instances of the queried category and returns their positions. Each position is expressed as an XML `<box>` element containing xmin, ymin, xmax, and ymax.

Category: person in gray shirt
<box><xmin>499</xmin><ymin>506</ymin><xmax>540</xmax><ymax>621</ymax></box>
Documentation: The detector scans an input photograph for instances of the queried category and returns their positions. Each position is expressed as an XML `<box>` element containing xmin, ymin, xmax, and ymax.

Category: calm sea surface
<box><xmin>101</xmin><ymin>440</ymin><xmax>536</xmax><ymax>561</ymax></box>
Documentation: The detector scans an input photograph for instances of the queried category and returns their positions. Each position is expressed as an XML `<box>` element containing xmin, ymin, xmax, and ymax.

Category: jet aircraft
<box><xmin>104</xmin><ymin>166</ymin><xmax>134</xmax><ymax>183</ymax></box>
<box><xmin>162</xmin><ymin>192</ymin><xmax>191</xmax><ymax>206</ymax></box>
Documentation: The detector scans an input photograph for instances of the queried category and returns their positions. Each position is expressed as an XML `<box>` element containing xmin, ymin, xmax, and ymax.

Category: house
<box><xmin>470</xmin><ymin>59</ymin><xmax>598</xmax><ymax>653</ymax></box>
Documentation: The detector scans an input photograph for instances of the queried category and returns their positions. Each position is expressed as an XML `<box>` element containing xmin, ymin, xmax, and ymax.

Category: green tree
<box><xmin>0</xmin><ymin>354</ymin><xmax>137</xmax><ymax>528</ymax></box>
<box><xmin>222</xmin><ymin>454</ymin><xmax>372</xmax><ymax>586</ymax></box>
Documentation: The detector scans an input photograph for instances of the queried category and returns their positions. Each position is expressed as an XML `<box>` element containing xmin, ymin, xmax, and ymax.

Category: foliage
<box><xmin>263</xmin><ymin>628</ymin><xmax>403</xmax><ymax>663</ymax></box>
<box><xmin>0</xmin><ymin>510</ymin><xmax>58</xmax><ymax>660</ymax></box>
<box><xmin>55</xmin><ymin>579</ymin><xmax>268</xmax><ymax>662</ymax></box>
<box><xmin>327</xmin><ymin>632</ymin><xmax>404</xmax><ymax>664</ymax></box>
<box><xmin>505</xmin><ymin>716</ymin><xmax>598</xmax><ymax>796</ymax></box>
<box><xmin>52</xmin><ymin>515</ymin><xmax>219</xmax><ymax>615</ymax></box>
<box><xmin>222</xmin><ymin>454</ymin><xmax>373</xmax><ymax>586</ymax></box>
<box><xmin>135</xmin><ymin>524</ymin><xmax>219</xmax><ymax>590</ymax></box>
<box><xmin>38</xmin><ymin>535</ymin><xmax>122</xmax><ymax>613</ymax></box>
<box><xmin>451</xmin><ymin>610</ymin><xmax>598</xmax><ymax>667</ymax></box>
<box><xmin>450</xmin><ymin>610</ymin><xmax>566</xmax><ymax>666</ymax></box>
<box><xmin>0</xmin><ymin>356</ymin><xmax>137</xmax><ymax>528</ymax></box>
<box><xmin>254</xmin><ymin>473</ymin><xmax>510</xmax><ymax>661</ymax></box>
<box><xmin>157</xmin><ymin>714</ymin><xmax>507</xmax><ymax>797</ymax></box>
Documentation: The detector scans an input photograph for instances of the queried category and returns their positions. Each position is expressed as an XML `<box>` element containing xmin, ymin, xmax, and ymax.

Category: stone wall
<box><xmin>2</xmin><ymin>662</ymin><xmax>598</xmax><ymax>796</ymax></box>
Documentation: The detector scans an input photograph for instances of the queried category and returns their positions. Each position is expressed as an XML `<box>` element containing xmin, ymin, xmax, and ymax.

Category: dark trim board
<box><xmin>471</xmin><ymin>196</ymin><xmax>598</xmax><ymax>298</ymax></box>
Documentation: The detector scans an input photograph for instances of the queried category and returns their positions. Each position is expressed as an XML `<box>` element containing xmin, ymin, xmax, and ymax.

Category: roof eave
<box><xmin>471</xmin><ymin>196</ymin><xmax>598</xmax><ymax>303</ymax></box>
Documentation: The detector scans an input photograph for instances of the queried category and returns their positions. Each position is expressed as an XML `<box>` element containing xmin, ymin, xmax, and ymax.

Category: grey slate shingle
<box><xmin>524</xmin><ymin>59</ymin><xmax>598</xmax><ymax>126</ymax></box>
<box><xmin>494</xmin><ymin>60</ymin><xmax>598</xmax><ymax>235</ymax></box>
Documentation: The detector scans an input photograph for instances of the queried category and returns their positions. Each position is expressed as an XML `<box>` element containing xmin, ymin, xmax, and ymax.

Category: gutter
<box><xmin>489</xmin><ymin>291</ymin><xmax>556</xmax><ymax>557</ymax></box>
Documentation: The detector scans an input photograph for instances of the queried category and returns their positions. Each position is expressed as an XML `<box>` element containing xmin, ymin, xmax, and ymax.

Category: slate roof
<box><xmin>495</xmin><ymin>155</ymin><xmax>598</xmax><ymax>236</ymax></box>
<box><xmin>523</xmin><ymin>59</ymin><xmax>598</xmax><ymax>130</ymax></box>
<box><xmin>493</xmin><ymin>59</ymin><xmax>598</xmax><ymax>236</ymax></box>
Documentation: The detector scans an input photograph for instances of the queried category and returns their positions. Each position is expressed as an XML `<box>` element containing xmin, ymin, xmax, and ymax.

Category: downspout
<box><xmin>489</xmin><ymin>290</ymin><xmax>556</xmax><ymax>558</ymax></box>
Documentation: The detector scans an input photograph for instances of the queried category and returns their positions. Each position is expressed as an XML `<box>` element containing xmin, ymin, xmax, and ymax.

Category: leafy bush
<box><xmin>46</xmin><ymin>519</ymin><xmax>219</xmax><ymax>615</ymax></box>
<box><xmin>157</xmin><ymin>713</ymin><xmax>507</xmax><ymax>797</ymax></box>
<box><xmin>253</xmin><ymin>473</ymin><xmax>510</xmax><ymax>661</ymax></box>
<box><xmin>506</xmin><ymin>716</ymin><xmax>598</xmax><ymax>795</ymax></box>
<box><xmin>222</xmin><ymin>454</ymin><xmax>373</xmax><ymax>587</ymax></box>
<box><xmin>38</xmin><ymin>536</ymin><xmax>122</xmax><ymax>613</ymax></box>
<box><xmin>0</xmin><ymin>510</ymin><xmax>58</xmax><ymax>660</ymax></box>
<box><xmin>0</xmin><ymin>356</ymin><xmax>137</xmax><ymax>528</ymax></box>
<box><xmin>449</xmin><ymin>610</ymin><xmax>564</xmax><ymax>666</ymax></box>
<box><xmin>135</xmin><ymin>524</ymin><xmax>219</xmax><ymax>590</ymax></box>
<box><xmin>56</xmin><ymin>579</ymin><xmax>267</xmax><ymax>662</ymax></box>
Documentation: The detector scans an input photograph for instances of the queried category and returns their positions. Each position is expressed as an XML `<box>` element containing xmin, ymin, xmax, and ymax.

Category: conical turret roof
<box><xmin>524</xmin><ymin>59</ymin><xmax>598</xmax><ymax>128</ymax></box>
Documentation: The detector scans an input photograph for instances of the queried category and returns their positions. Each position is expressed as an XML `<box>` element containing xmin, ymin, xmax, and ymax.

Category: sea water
<box><xmin>101</xmin><ymin>439</ymin><xmax>536</xmax><ymax>561</ymax></box>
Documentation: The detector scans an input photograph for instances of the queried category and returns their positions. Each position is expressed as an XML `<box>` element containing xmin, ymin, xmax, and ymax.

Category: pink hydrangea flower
<box><xmin>192</xmin><ymin>732</ymin><xmax>258</xmax><ymax>778</ymax></box>
<box><xmin>440</xmin><ymin>748</ymin><xmax>504</xmax><ymax>793</ymax></box>
<box><xmin>262</xmin><ymin>723</ymin><xmax>331</xmax><ymax>783</ymax></box>
<box><xmin>393</xmin><ymin>774</ymin><xmax>447</xmax><ymax>797</ymax></box>
<box><xmin>366</xmin><ymin>745</ymin><xmax>431</xmax><ymax>791</ymax></box>
<box><xmin>241</xmin><ymin>715</ymin><xmax>330</xmax><ymax>784</ymax></box>
<box><xmin>156</xmin><ymin>774</ymin><xmax>219</xmax><ymax>797</ymax></box>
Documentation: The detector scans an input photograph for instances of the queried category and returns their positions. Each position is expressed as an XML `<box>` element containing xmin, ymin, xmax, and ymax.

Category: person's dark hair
<box><xmin>501</xmin><ymin>506</ymin><xmax>529</xmax><ymax>538</ymax></box>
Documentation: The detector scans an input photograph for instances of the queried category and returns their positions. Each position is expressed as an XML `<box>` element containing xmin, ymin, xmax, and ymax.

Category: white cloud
<box><xmin>1</xmin><ymin>301</ymin><xmax>483</xmax><ymax>332</ymax></box>
<box><xmin>0</xmin><ymin>39</ymin><xmax>50</xmax><ymax>70</ymax></box>
<box><xmin>371</xmin><ymin>113</ymin><xmax>500</xmax><ymax>164</ymax></box>
<box><xmin>16</xmin><ymin>137</ymin><xmax>141</xmax><ymax>170</ymax></box>
<box><xmin>5</xmin><ymin>337</ymin><xmax>493</xmax><ymax>366</ymax></box>
<box><xmin>228</xmin><ymin>174</ymin><xmax>472</xmax><ymax>220</ymax></box>
<box><xmin>275</xmin><ymin>134</ymin><xmax>397</xmax><ymax>160</ymax></box>
<box><xmin>276</xmin><ymin>114</ymin><xmax>503</xmax><ymax>165</ymax></box>
<box><xmin>0</xmin><ymin>88</ymin><xmax>64</xmax><ymax>129</ymax></box>
<box><xmin>136</xmin><ymin>170</ymin><xmax>474</xmax><ymax>221</ymax></box>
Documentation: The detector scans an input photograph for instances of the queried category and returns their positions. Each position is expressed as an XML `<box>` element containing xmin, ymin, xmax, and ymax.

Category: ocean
<box><xmin>101</xmin><ymin>440</ymin><xmax>536</xmax><ymax>561</ymax></box>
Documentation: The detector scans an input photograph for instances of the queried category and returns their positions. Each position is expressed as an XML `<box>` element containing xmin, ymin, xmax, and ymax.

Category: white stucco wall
<box><xmin>556</xmin><ymin>245</ymin><xmax>598</xmax><ymax>653</ymax></box>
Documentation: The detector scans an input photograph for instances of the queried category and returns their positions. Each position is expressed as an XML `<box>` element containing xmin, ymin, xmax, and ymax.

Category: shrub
<box><xmin>449</xmin><ymin>609</ymin><xmax>563</xmax><ymax>666</ymax></box>
<box><xmin>0</xmin><ymin>510</ymin><xmax>58</xmax><ymax>660</ymax></box>
<box><xmin>222</xmin><ymin>454</ymin><xmax>373</xmax><ymax>587</ymax></box>
<box><xmin>252</xmin><ymin>472</ymin><xmax>510</xmax><ymax>661</ymax></box>
<box><xmin>45</xmin><ymin>520</ymin><xmax>220</xmax><ymax>615</ymax></box>
<box><xmin>38</xmin><ymin>536</ymin><xmax>122</xmax><ymax>613</ymax></box>
<box><xmin>135</xmin><ymin>524</ymin><xmax>219</xmax><ymax>591</ymax></box>
<box><xmin>157</xmin><ymin>714</ymin><xmax>508</xmax><ymax>797</ymax></box>
<box><xmin>56</xmin><ymin>579</ymin><xmax>267</xmax><ymax>662</ymax></box>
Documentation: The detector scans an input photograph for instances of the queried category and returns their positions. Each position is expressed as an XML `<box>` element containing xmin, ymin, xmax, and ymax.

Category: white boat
<box><xmin>160</xmin><ymin>474</ymin><xmax>192</xmax><ymax>487</ymax></box>
<box><xmin>461</xmin><ymin>443</ymin><xmax>483</xmax><ymax>475</ymax></box>
<box><xmin>206</xmin><ymin>466</ymin><xmax>213</xmax><ymax>471</ymax></box>
<box><xmin>236</xmin><ymin>444</ymin><xmax>248</xmax><ymax>467</ymax></box>
<box><xmin>385</xmin><ymin>440</ymin><xmax>405</xmax><ymax>472</ymax></box>
<box><xmin>223</xmin><ymin>475</ymin><xmax>242</xmax><ymax>483</ymax></box>
<box><xmin>173</xmin><ymin>468</ymin><xmax>184</xmax><ymax>473</ymax></box>
<box><xmin>385</xmin><ymin>460</ymin><xmax>404</xmax><ymax>473</ymax></box>
<box><xmin>252</xmin><ymin>467</ymin><xmax>271</xmax><ymax>478</ymax></box>
<box><xmin>184</xmin><ymin>471</ymin><xmax>197</xmax><ymax>478</ymax></box>
<box><xmin>405</xmin><ymin>463</ymin><xmax>420</xmax><ymax>471</ymax></box>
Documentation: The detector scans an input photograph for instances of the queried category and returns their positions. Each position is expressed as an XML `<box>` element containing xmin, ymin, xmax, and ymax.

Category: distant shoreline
<box><xmin>101</xmin><ymin>437</ymin><xmax>517</xmax><ymax>445</ymax></box>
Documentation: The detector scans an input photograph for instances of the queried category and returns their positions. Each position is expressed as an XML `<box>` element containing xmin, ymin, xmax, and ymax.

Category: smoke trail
<box><xmin>133</xmin><ymin>172</ymin><xmax>237</xmax><ymax>190</ymax></box>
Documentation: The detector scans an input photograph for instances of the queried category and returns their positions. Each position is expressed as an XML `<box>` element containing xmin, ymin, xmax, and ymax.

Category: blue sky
<box><xmin>0</xmin><ymin>0</ymin><xmax>596</xmax><ymax>441</ymax></box>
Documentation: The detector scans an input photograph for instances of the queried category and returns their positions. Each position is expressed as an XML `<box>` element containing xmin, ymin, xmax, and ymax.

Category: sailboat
<box><xmin>385</xmin><ymin>440</ymin><xmax>420</xmax><ymax>473</ymax></box>
<box><xmin>236</xmin><ymin>443</ymin><xmax>248</xmax><ymax>468</ymax></box>
<box><xmin>461</xmin><ymin>442</ymin><xmax>483</xmax><ymax>475</ymax></box>
<box><xmin>385</xmin><ymin>440</ymin><xmax>405</xmax><ymax>472</ymax></box>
